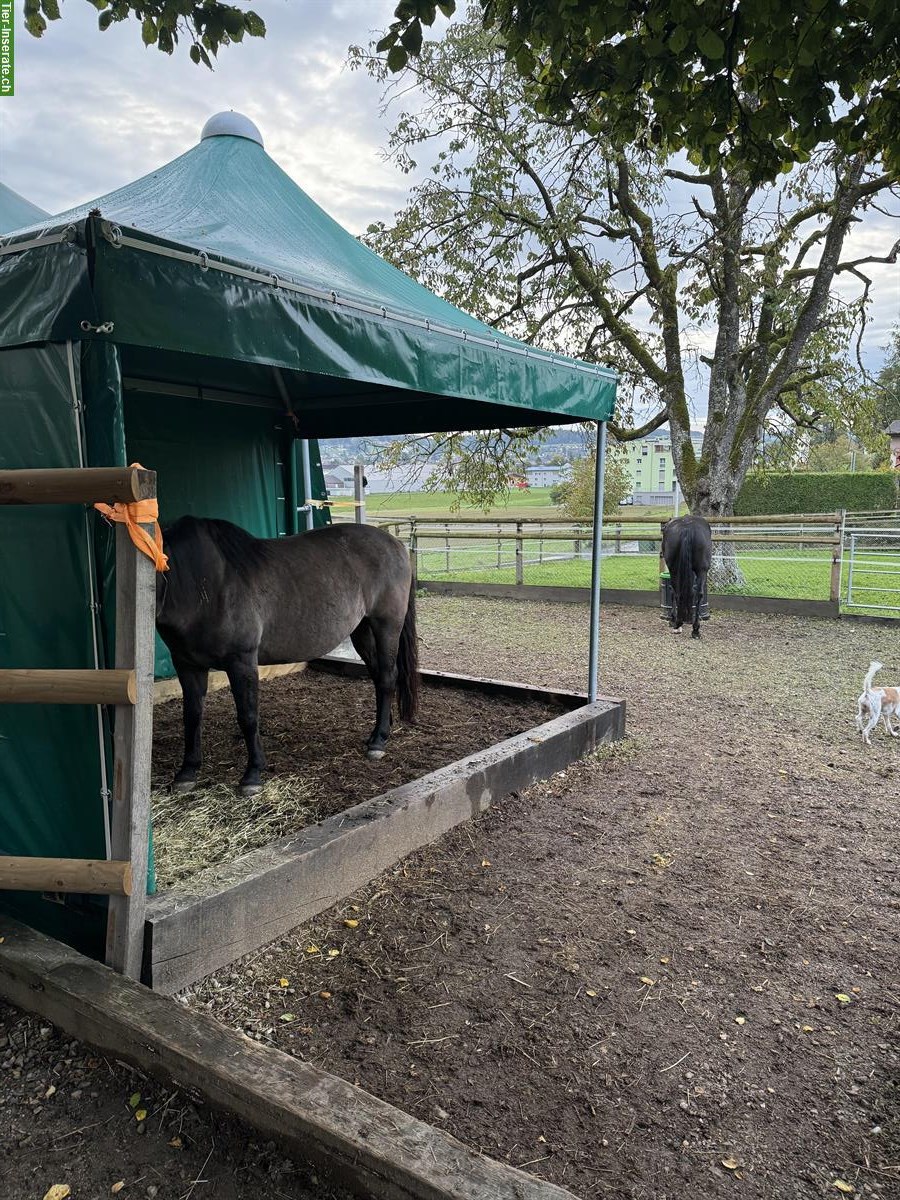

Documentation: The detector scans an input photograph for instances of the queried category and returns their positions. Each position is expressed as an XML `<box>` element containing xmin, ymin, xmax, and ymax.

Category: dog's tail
<box><xmin>863</xmin><ymin>660</ymin><xmax>884</xmax><ymax>694</ymax></box>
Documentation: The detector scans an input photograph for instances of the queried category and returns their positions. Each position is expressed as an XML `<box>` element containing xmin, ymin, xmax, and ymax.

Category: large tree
<box><xmin>352</xmin><ymin>17</ymin><xmax>898</xmax><ymax>524</ymax></box>
<box><xmin>379</xmin><ymin>0</ymin><xmax>900</xmax><ymax>182</ymax></box>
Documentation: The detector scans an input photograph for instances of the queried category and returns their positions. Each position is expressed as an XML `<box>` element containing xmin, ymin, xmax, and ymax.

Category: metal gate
<box><xmin>843</xmin><ymin>512</ymin><xmax>900</xmax><ymax>615</ymax></box>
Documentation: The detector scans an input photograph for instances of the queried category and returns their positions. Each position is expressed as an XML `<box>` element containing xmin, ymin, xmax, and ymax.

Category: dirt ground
<box><xmin>2</xmin><ymin>597</ymin><xmax>898</xmax><ymax>1199</ymax></box>
<box><xmin>185</xmin><ymin>598</ymin><xmax>898</xmax><ymax>1199</ymax></box>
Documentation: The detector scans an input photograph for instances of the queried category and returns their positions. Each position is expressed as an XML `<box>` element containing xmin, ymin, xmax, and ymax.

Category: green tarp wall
<box><xmin>0</xmin><ymin>344</ymin><xmax>109</xmax><ymax>955</ymax></box>
<box><xmin>0</xmin><ymin>344</ymin><xmax>329</xmax><ymax>955</ymax></box>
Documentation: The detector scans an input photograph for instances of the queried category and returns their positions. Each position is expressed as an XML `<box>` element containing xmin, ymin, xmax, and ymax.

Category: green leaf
<box><xmin>387</xmin><ymin>44</ymin><xmax>408</xmax><ymax>72</ymax></box>
<box><xmin>400</xmin><ymin>18</ymin><xmax>423</xmax><ymax>55</ymax></box>
<box><xmin>376</xmin><ymin>33</ymin><xmax>397</xmax><ymax>52</ymax></box>
<box><xmin>223</xmin><ymin>7</ymin><xmax>244</xmax><ymax>36</ymax></box>
<box><xmin>98</xmin><ymin>9</ymin><xmax>113</xmax><ymax>30</ymax></box>
<box><xmin>189</xmin><ymin>43</ymin><xmax>201</xmax><ymax>63</ymax></box>
<box><xmin>515</xmin><ymin>45</ymin><xmax>535</xmax><ymax>74</ymax></box>
<box><xmin>667</xmin><ymin>26</ymin><xmax>688</xmax><ymax>55</ymax></box>
<box><xmin>157</xmin><ymin>24</ymin><xmax>174</xmax><ymax>53</ymax></box>
<box><xmin>40</xmin><ymin>0</ymin><xmax>61</xmax><ymax>20</ymax></box>
<box><xmin>141</xmin><ymin>16</ymin><xmax>156</xmax><ymax>45</ymax></box>
<box><xmin>244</xmin><ymin>11</ymin><xmax>265</xmax><ymax>37</ymax></box>
<box><xmin>697</xmin><ymin>29</ymin><xmax>725</xmax><ymax>60</ymax></box>
<box><xmin>436</xmin><ymin>1</ymin><xmax>456</xmax><ymax>16</ymax></box>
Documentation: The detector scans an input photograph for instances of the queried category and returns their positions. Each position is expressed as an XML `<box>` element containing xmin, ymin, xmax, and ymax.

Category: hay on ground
<box><xmin>151</xmin><ymin>776</ymin><xmax>319</xmax><ymax>890</ymax></box>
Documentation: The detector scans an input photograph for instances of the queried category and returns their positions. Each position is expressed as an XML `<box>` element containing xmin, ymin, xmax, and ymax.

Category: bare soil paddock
<box><xmin>187</xmin><ymin>599</ymin><xmax>899</xmax><ymax>1199</ymax></box>
<box><xmin>2</xmin><ymin>598</ymin><xmax>897</xmax><ymax>1199</ymax></box>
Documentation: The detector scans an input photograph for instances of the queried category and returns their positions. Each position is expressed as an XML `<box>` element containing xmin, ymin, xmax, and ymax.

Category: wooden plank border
<box><xmin>0</xmin><ymin>918</ymin><xmax>579</xmax><ymax>1200</ymax></box>
<box><xmin>416</xmin><ymin>579</ymin><xmax>841</xmax><ymax>619</ymax></box>
<box><xmin>153</xmin><ymin>662</ymin><xmax>307</xmax><ymax>704</ymax></box>
<box><xmin>145</xmin><ymin>687</ymin><xmax>625</xmax><ymax>994</ymax></box>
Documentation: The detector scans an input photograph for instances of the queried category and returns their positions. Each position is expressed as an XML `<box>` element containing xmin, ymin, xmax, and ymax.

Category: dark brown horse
<box><xmin>156</xmin><ymin>517</ymin><xmax>419</xmax><ymax>795</ymax></box>
<box><xmin>662</xmin><ymin>515</ymin><xmax>712</xmax><ymax>638</ymax></box>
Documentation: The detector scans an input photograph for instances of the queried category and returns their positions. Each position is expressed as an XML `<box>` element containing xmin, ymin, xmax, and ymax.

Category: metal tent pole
<box><xmin>588</xmin><ymin>421</ymin><xmax>608</xmax><ymax>702</ymax></box>
<box><xmin>300</xmin><ymin>439</ymin><xmax>315</xmax><ymax>531</ymax></box>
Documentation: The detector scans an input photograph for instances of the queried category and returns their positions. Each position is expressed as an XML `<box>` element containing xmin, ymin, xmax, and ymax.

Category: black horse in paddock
<box><xmin>155</xmin><ymin>516</ymin><xmax>419</xmax><ymax>796</ymax></box>
<box><xmin>662</xmin><ymin>515</ymin><xmax>712</xmax><ymax>639</ymax></box>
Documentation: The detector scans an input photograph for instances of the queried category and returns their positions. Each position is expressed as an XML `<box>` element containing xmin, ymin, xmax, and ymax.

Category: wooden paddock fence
<box><xmin>0</xmin><ymin>466</ymin><xmax>157</xmax><ymax>979</ymax></box>
<box><xmin>374</xmin><ymin>512</ymin><xmax>844</xmax><ymax>607</ymax></box>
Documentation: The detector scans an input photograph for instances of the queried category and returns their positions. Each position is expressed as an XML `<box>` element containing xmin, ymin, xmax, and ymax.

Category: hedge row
<box><xmin>735</xmin><ymin>471</ymin><xmax>900</xmax><ymax>515</ymax></box>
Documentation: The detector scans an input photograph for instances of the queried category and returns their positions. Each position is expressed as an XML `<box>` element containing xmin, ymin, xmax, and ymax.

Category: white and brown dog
<box><xmin>856</xmin><ymin>660</ymin><xmax>900</xmax><ymax>745</ymax></box>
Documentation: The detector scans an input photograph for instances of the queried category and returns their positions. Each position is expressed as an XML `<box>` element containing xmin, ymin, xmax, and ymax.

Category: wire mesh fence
<box><xmin>376</xmin><ymin>515</ymin><xmax>843</xmax><ymax>604</ymax></box>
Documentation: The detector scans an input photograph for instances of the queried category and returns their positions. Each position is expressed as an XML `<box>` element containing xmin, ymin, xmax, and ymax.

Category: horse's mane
<box><xmin>163</xmin><ymin>516</ymin><xmax>271</xmax><ymax>579</ymax></box>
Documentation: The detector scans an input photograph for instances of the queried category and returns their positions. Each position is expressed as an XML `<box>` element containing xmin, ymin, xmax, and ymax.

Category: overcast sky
<box><xmin>1</xmin><ymin>0</ymin><xmax>897</xmax><ymax>414</ymax></box>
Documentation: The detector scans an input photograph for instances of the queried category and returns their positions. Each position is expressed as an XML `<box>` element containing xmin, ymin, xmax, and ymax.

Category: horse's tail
<box><xmin>863</xmin><ymin>660</ymin><xmax>883</xmax><ymax>694</ymax></box>
<box><xmin>397</xmin><ymin>574</ymin><xmax>420</xmax><ymax>723</ymax></box>
<box><xmin>672</xmin><ymin>523</ymin><xmax>696</xmax><ymax>626</ymax></box>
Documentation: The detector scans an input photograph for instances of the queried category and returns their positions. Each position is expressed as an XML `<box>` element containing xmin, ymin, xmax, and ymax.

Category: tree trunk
<box><xmin>688</xmin><ymin>469</ymin><xmax>747</xmax><ymax>591</ymax></box>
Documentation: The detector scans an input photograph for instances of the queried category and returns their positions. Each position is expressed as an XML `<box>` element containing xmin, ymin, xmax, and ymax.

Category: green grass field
<box><xmin>365</xmin><ymin>489</ymin><xmax>668</xmax><ymax>522</ymax></box>
<box><xmin>416</xmin><ymin>548</ymin><xmax>833</xmax><ymax>601</ymax></box>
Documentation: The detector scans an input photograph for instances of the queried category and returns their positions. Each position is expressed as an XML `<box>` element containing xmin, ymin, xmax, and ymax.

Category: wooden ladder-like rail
<box><xmin>0</xmin><ymin>466</ymin><xmax>158</xmax><ymax>979</ymax></box>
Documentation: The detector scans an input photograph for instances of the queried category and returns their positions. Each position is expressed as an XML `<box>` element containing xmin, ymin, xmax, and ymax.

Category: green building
<box><xmin>622</xmin><ymin>429</ymin><xmax>704</xmax><ymax>504</ymax></box>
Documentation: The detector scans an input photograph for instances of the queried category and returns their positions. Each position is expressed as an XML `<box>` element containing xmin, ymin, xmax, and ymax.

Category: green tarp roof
<box><xmin>0</xmin><ymin>113</ymin><xmax>616</xmax><ymax>433</ymax></box>
<box><xmin>0</xmin><ymin>183</ymin><xmax>48</xmax><ymax>234</ymax></box>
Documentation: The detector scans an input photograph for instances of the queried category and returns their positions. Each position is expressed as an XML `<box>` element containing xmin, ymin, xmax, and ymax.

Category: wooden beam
<box><xmin>153</xmin><ymin>662</ymin><xmax>306</xmax><ymax>705</ymax></box>
<box><xmin>106</xmin><ymin>523</ymin><xmax>156</xmax><ymax>979</ymax></box>
<box><xmin>0</xmin><ymin>668</ymin><xmax>136</xmax><ymax>706</ymax></box>
<box><xmin>0</xmin><ymin>918</ymin><xmax>579</xmax><ymax>1200</ymax></box>
<box><xmin>418</xmin><ymin>529</ymin><xmax>838</xmax><ymax>544</ymax></box>
<box><xmin>0</xmin><ymin>466</ymin><xmax>156</xmax><ymax>506</ymax></box>
<box><xmin>0</xmin><ymin>857</ymin><xmax>132</xmax><ymax>895</ymax></box>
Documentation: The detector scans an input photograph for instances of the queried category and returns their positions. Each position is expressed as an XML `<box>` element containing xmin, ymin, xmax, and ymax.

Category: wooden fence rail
<box><xmin>382</xmin><ymin>511</ymin><xmax>842</xmax><ymax>528</ymax></box>
<box><xmin>0</xmin><ymin>466</ymin><xmax>156</xmax><ymax>506</ymax></box>
<box><xmin>409</xmin><ymin>529</ymin><xmax>841</xmax><ymax>546</ymax></box>
<box><xmin>0</xmin><ymin>669</ymin><xmax>136</xmax><ymax>706</ymax></box>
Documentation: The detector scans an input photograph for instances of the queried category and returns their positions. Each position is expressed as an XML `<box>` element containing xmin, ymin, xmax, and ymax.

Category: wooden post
<box><xmin>0</xmin><ymin>857</ymin><xmax>132</xmax><ymax>895</ymax></box>
<box><xmin>615</xmin><ymin>523</ymin><xmax>622</xmax><ymax>553</ymax></box>
<box><xmin>515</xmin><ymin>521</ymin><xmax>524</xmax><ymax>585</ymax></box>
<box><xmin>409</xmin><ymin>517</ymin><xmax>418</xmax><ymax>584</ymax></box>
<box><xmin>538</xmin><ymin>522</ymin><xmax>544</xmax><ymax>564</ymax></box>
<box><xmin>444</xmin><ymin>523</ymin><xmax>450</xmax><ymax>574</ymax></box>
<box><xmin>831</xmin><ymin>524</ymin><xmax>843</xmax><ymax>604</ymax></box>
<box><xmin>354</xmin><ymin>465</ymin><xmax>366</xmax><ymax>525</ymax></box>
<box><xmin>496</xmin><ymin>522</ymin><xmax>502</xmax><ymax>567</ymax></box>
<box><xmin>659</xmin><ymin>521</ymin><xmax>667</xmax><ymax>576</ymax></box>
<box><xmin>106</xmin><ymin>523</ymin><xmax>156</xmax><ymax>980</ymax></box>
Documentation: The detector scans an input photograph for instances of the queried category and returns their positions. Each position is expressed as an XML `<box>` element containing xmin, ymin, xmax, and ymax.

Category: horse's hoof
<box><xmin>671</xmin><ymin>628</ymin><xmax>682</xmax><ymax>636</ymax></box>
<box><xmin>172</xmin><ymin>779</ymin><xmax>198</xmax><ymax>794</ymax></box>
<box><xmin>239</xmin><ymin>782</ymin><xmax>263</xmax><ymax>797</ymax></box>
<box><xmin>366</xmin><ymin>748</ymin><xmax>386</xmax><ymax>761</ymax></box>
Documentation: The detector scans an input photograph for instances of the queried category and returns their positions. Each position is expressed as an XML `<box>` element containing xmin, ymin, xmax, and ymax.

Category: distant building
<box><xmin>888</xmin><ymin>420</ymin><xmax>900</xmax><ymax>470</ymax></box>
<box><xmin>321</xmin><ymin>464</ymin><xmax>355</xmax><ymax>495</ymax></box>
<box><xmin>621</xmin><ymin>428</ymin><xmax>703</xmax><ymax>505</ymax></box>
<box><xmin>524</xmin><ymin>464</ymin><xmax>572</xmax><ymax>488</ymax></box>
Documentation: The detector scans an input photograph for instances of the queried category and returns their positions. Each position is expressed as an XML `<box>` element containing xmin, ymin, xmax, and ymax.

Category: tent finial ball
<box><xmin>200</xmin><ymin>112</ymin><xmax>264</xmax><ymax>148</ymax></box>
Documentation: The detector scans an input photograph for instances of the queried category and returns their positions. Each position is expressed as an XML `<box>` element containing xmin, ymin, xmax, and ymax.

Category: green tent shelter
<box><xmin>0</xmin><ymin>182</ymin><xmax>49</xmax><ymax>233</ymax></box>
<box><xmin>0</xmin><ymin>112</ymin><xmax>616</xmax><ymax>958</ymax></box>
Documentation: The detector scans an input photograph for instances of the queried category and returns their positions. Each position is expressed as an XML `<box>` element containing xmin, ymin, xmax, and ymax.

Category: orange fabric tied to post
<box><xmin>94</xmin><ymin>464</ymin><xmax>169</xmax><ymax>572</ymax></box>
